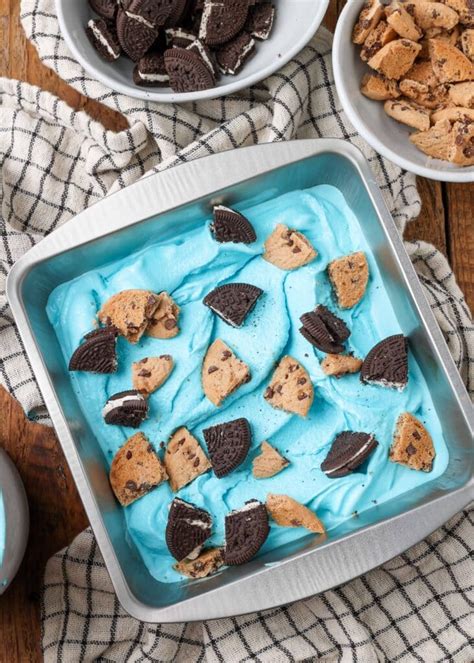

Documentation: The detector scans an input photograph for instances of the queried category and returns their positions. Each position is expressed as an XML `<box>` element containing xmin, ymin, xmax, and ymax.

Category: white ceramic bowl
<box><xmin>0</xmin><ymin>449</ymin><xmax>29</xmax><ymax>595</ymax></box>
<box><xmin>333</xmin><ymin>0</ymin><xmax>474</xmax><ymax>183</ymax></box>
<box><xmin>56</xmin><ymin>0</ymin><xmax>329</xmax><ymax>103</ymax></box>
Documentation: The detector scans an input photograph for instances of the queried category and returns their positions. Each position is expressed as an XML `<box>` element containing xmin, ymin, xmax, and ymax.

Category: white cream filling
<box><xmin>253</xmin><ymin>10</ymin><xmax>275</xmax><ymax>40</ymax></box>
<box><xmin>88</xmin><ymin>20</ymin><xmax>118</xmax><ymax>59</ymax></box>
<box><xmin>199</xmin><ymin>1</ymin><xmax>224</xmax><ymax>40</ymax></box>
<box><xmin>125</xmin><ymin>10</ymin><xmax>155</xmax><ymax>30</ymax></box>
<box><xmin>166</xmin><ymin>27</ymin><xmax>195</xmax><ymax>43</ymax></box>
<box><xmin>187</xmin><ymin>40</ymin><xmax>215</xmax><ymax>74</ymax></box>
<box><xmin>138</xmin><ymin>70</ymin><xmax>169</xmax><ymax>82</ymax></box>
<box><xmin>324</xmin><ymin>435</ymin><xmax>375</xmax><ymax>476</ymax></box>
<box><xmin>102</xmin><ymin>393</ymin><xmax>143</xmax><ymax>417</ymax></box>
<box><xmin>225</xmin><ymin>38</ymin><xmax>255</xmax><ymax>75</ymax></box>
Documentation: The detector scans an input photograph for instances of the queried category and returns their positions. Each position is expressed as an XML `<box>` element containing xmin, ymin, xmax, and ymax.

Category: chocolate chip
<box><xmin>126</xmin><ymin>450</ymin><xmax>133</xmax><ymax>460</ymax></box>
<box><xmin>264</xmin><ymin>387</ymin><xmax>274</xmax><ymax>399</ymax></box>
<box><xmin>406</xmin><ymin>443</ymin><xmax>417</xmax><ymax>456</ymax></box>
<box><xmin>138</xmin><ymin>369</ymin><xmax>152</xmax><ymax>377</ymax></box>
<box><xmin>412</xmin><ymin>430</ymin><xmax>421</xmax><ymax>440</ymax></box>
<box><xmin>297</xmin><ymin>377</ymin><xmax>307</xmax><ymax>385</ymax></box>
<box><xmin>221</xmin><ymin>350</ymin><xmax>232</xmax><ymax>360</ymax></box>
<box><xmin>292</xmin><ymin>246</ymin><xmax>302</xmax><ymax>253</ymax></box>
<box><xmin>164</xmin><ymin>318</ymin><xmax>177</xmax><ymax>330</ymax></box>
<box><xmin>297</xmin><ymin>392</ymin><xmax>308</xmax><ymax>400</ymax></box>
<box><xmin>208</xmin><ymin>365</ymin><xmax>219</xmax><ymax>374</ymax></box>
<box><xmin>193</xmin><ymin>458</ymin><xmax>200</xmax><ymax>467</ymax></box>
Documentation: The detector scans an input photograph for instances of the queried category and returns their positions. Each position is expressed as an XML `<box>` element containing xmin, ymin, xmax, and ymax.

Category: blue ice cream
<box><xmin>47</xmin><ymin>184</ymin><xmax>448</xmax><ymax>583</ymax></box>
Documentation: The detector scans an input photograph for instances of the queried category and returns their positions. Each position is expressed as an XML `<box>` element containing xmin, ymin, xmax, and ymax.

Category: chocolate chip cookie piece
<box><xmin>203</xmin><ymin>417</ymin><xmax>251</xmax><ymax>477</ymax></box>
<box><xmin>252</xmin><ymin>441</ymin><xmax>289</xmax><ymax>479</ymax></box>
<box><xmin>98</xmin><ymin>289</ymin><xmax>160</xmax><ymax>343</ymax></box>
<box><xmin>174</xmin><ymin>547</ymin><xmax>224</xmax><ymax>578</ymax></box>
<box><xmin>164</xmin><ymin>427</ymin><xmax>211</xmax><ymax>491</ymax></box>
<box><xmin>321</xmin><ymin>431</ymin><xmax>378</xmax><ymax>478</ymax></box>
<box><xmin>103</xmin><ymin>389</ymin><xmax>149</xmax><ymax>427</ymax></box>
<box><xmin>299</xmin><ymin>305</ymin><xmax>350</xmax><ymax>354</ymax></box>
<box><xmin>389</xmin><ymin>412</ymin><xmax>435</xmax><ymax>471</ymax></box>
<box><xmin>384</xmin><ymin>98</ymin><xmax>431</xmax><ymax>131</ymax></box>
<box><xmin>410</xmin><ymin>119</ymin><xmax>454</xmax><ymax>160</ymax></box>
<box><xmin>360</xmin><ymin>334</ymin><xmax>409</xmax><ymax>390</ymax></box>
<box><xmin>69</xmin><ymin>326</ymin><xmax>118</xmax><ymax>373</ymax></box>
<box><xmin>352</xmin><ymin>0</ymin><xmax>384</xmax><ymax>45</ymax></box>
<box><xmin>87</xmin><ymin>18</ymin><xmax>121</xmax><ymax>61</ymax></box>
<box><xmin>199</xmin><ymin>0</ymin><xmax>250</xmax><ymax>47</ymax></box>
<box><xmin>361</xmin><ymin>73</ymin><xmax>400</xmax><ymax>100</ymax></box>
<box><xmin>264</xmin><ymin>356</ymin><xmax>313</xmax><ymax>417</ymax></box>
<box><xmin>448</xmin><ymin>119</ymin><xmax>474</xmax><ymax>165</ymax></box>
<box><xmin>109</xmin><ymin>432</ymin><xmax>168</xmax><ymax>506</ymax></box>
<box><xmin>203</xmin><ymin>283</ymin><xmax>263</xmax><ymax>327</ymax></box>
<box><xmin>328</xmin><ymin>251</ymin><xmax>369</xmax><ymax>309</ymax></box>
<box><xmin>210</xmin><ymin>205</ymin><xmax>257</xmax><ymax>243</ymax></box>
<box><xmin>429</xmin><ymin>39</ymin><xmax>474</xmax><ymax>82</ymax></box>
<box><xmin>263</xmin><ymin>223</ymin><xmax>317</xmax><ymax>271</ymax></box>
<box><xmin>266</xmin><ymin>494</ymin><xmax>325</xmax><ymax>533</ymax></box>
<box><xmin>321</xmin><ymin>354</ymin><xmax>363</xmax><ymax>377</ymax></box>
<box><xmin>202</xmin><ymin>339</ymin><xmax>250</xmax><ymax>406</ymax></box>
<box><xmin>166</xmin><ymin>498</ymin><xmax>212</xmax><ymax>561</ymax></box>
<box><xmin>368</xmin><ymin>39</ymin><xmax>422</xmax><ymax>80</ymax></box>
<box><xmin>224</xmin><ymin>499</ymin><xmax>269</xmax><ymax>565</ymax></box>
<box><xmin>132</xmin><ymin>355</ymin><xmax>174</xmax><ymax>395</ymax></box>
<box><xmin>146</xmin><ymin>291</ymin><xmax>180</xmax><ymax>339</ymax></box>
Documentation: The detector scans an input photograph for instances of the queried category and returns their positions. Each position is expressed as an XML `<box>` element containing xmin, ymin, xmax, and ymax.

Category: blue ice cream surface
<box><xmin>47</xmin><ymin>185</ymin><xmax>449</xmax><ymax>583</ymax></box>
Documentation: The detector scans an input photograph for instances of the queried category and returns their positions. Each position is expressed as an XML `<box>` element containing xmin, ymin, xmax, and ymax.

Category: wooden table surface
<box><xmin>0</xmin><ymin>0</ymin><xmax>472</xmax><ymax>660</ymax></box>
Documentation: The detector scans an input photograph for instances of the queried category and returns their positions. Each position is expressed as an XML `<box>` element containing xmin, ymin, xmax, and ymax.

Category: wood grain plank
<box><xmin>445</xmin><ymin>184</ymin><xmax>474</xmax><ymax>313</ymax></box>
<box><xmin>405</xmin><ymin>178</ymin><xmax>447</xmax><ymax>256</ymax></box>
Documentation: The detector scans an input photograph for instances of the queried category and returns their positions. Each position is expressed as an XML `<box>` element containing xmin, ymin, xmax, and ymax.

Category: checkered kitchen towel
<box><xmin>0</xmin><ymin>1</ymin><xmax>472</xmax><ymax>660</ymax></box>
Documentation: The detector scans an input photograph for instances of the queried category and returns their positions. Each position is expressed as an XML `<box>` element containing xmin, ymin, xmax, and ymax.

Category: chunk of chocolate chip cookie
<box><xmin>132</xmin><ymin>355</ymin><xmax>174</xmax><ymax>395</ymax></box>
<box><xmin>264</xmin><ymin>356</ymin><xmax>313</xmax><ymax>417</ymax></box>
<box><xmin>389</xmin><ymin>412</ymin><xmax>435</xmax><ymax>471</ymax></box>
<box><xmin>252</xmin><ymin>441</ymin><xmax>289</xmax><ymax>479</ymax></box>
<box><xmin>146</xmin><ymin>291</ymin><xmax>180</xmax><ymax>339</ymax></box>
<box><xmin>352</xmin><ymin>0</ymin><xmax>384</xmax><ymax>44</ymax></box>
<box><xmin>360</xmin><ymin>334</ymin><xmax>408</xmax><ymax>390</ymax></box>
<box><xmin>224</xmin><ymin>499</ymin><xmax>269</xmax><ymax>565</ymax></box>
<box><xmin>69</xmin><ymin>326</ymin><xmax>118</xmax><ymax>373</ymax></box>
<box><xmin>174</xmin><ymin>547</ymin><xmax>224</xmax><ymax>578</ymax></box>
<box><xmin>166</xmin><ymin>498</ymin><xmax>212</xmax><ymax>561</ymax></box>
<box><xmin>202</xmin><ymin>339</ymin><xmax>250</xmax><ymax>406</ymax></box>
<box><xmin>203</xmin><ymin>283</ymin><xmax>263</xmax><ymax>327</ymax></box>
<box><xmin>263</xmin><ymin>223</ymin><xmax>317</xmax><ymax>271</ymax></box>
<box><xmin>109</xmin><ymin>432</ymin><xmax>168</xmax><ymax>506</ymax></box>
<box><xmin>299</xmin><ymin>305</ymin><xmax>350</xmax><ymax>354</ymax></box>
<box><xmin>321</xmin><ymin>431</ymin><xmax>378</xmax><ymax>478</ymax></box>
<box><xmin>266</xmin><ymin>494</ymin><xmax>325</xmax><ymax>533</ymax></box>
<box><xmin>164</xmin><ymin>427</ymin><xmax>211</xmax><ymax>491</ymax></box>
<box><xmin>328</xmin><ymin>252</ymin><xmax>369</xmax><ymax>309</ymax></box>
<box><xmin>203</xmin><ymin>417</ymin><xmax>251</xmax><ymax>477</ymax></box>
<box><xmin>321</xmin><ymin>354</ymin><xmax>363</xmax><ymax>377</ymax></box>
<box><xmin>98</xmin><ymin>289</ymin><xmax>160</xmax><ymax>343</ymax></box>
<box><xmin>103</xmin><ymin>389</ymin><xmax>148</xmax><ymax>427</ymax></box>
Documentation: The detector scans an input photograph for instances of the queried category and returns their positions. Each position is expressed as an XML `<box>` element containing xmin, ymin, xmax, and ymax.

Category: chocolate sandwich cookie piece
<box><xmin>321</xmin><ymin>431</ymin><xmax>378</xmax><ymax>478</ymax></box>
<box><xmin>69</xmin><ymin>326</ymin><xmax>118</xmax><ymax>373</ymax></box>
<box><xmin>203</xmin><ymin>283</ymin><xmax>263</xmax><ymax>327</ymax></box>
<box><xmin>264</xmin><ymin>355</ymin><xmax>314</xmax><ymax>417</ymax></box>
<box><xmin>98</xmin><ymin>289</ymin><xmax>160</xmax><ymax>343</ymax></box>
<box><xmin>199</xmin><ymin>0</ymin><xmax>250</xmax><ymax>47</ymax></box>
<box><xmin>132</xmin><ymin>355</ymin><xmax>174</xmax><ymax>395</ymax></box>
<box><xmin>299</xmin><ymin>305</ymin><xmax>350</xmax><ymax>354</ymax></box>
<box><xmin>146</xmin><ymin>291</ymin><xmax>180</xmax><ymax>339</ymax></box>
<box><xmin>215</xmin><ymin>31</ymin><xmax>255</xmax><ymax>75</ymax></box>
<box><xmin>165</xmin><ymin>27</ymin><xmax>197</xmax><ymax>48</ymax></box>
<box><xmin>165</xmin><ymin>0</ymin><xmax>189</xmax><ymax>26</ymax></box>
<box><xmin>87</xmin><ymin>18</ymin><xmax>121</xmax><ymax>61</ymax></box>
<box><xmin>360</xmin><ymin>334</ymin><xmax>408</xmax><ymax>390</ymax></box>
<box><xmin>89</xmin><ymin>0</ymin><xmax>119</xmax><ymax>20</ymax></box>
<box><xmin>246</xmin><ymin>2</ymin><xmax>275</xmax><ymax>40</ymax></box>
<box><xmin>164</xmin><ymin>427</ymin><xmax>211</xmax><ymax>491</ymax></box>
<box><xmin>203</xmin><ymin>417</ymin><xmax>251</xmax><ymax>477</ymax></box>
<box><xmin>116</xmin><ymin>8</ymin><xmax>158</xmax><ymax>61</ymax></box>
<box><xmin>164</xmin><ymin>46</ymin><xmax>215</xmax><ymax>91</ymax></box>
<box><xmin>389</xmin><ymin>412</ymin><xmax>435</xmax><ymax>472</ymax></box>
<box><xmin>125</xmin><ymin>0</ymin><xmax>175</xmax><ymax>28</ymax></box>
<box><xmin>202</xmin><ymin>339</ymin><xmax>250</xmax><ymax>406</ymax></box>
<box><xmin>133</xmin><ymin>52</ymin><xmax>170</xmax><ymax>86</ymax></box>
<box><xmin>103</xmin><ymin>389</ymin><xmax>148</xmax><ymax>427</ymax></box>
<box><xmin>328</xmin><ymin>251</ymin><xmax>369</xmax><ymax>309</ymax></box>
<box><xmin>224</xmin><ymin>499</ymin><xmax>269</xmax><ymax>565</ymax></box>
<box><xmin>263</xmin><ymin>223</ymin><xmax>317</xmax><ymax>270</ymax></box>
<box><xmin>166</xmin><ymin>497</ymin><xmax>212</xmax><ymax>561</ymax></box>
<box><xmin>174</xmin><ymin>547</ymin><xmax>224</xmax><ymax>578</ymax></box>
<box><xmin>109</xmin><ymin>432</ymin><xmax>168</xmax><ymax>506</ymax></box>
<box><xmin>187</xmin><ymin>39</ymin><xmax>219</xmax><ymax>76</ymax></box>
<box><xmin>210</xmin><ymin>205</ymin><xmax>257</xmax><ymax>244</ymax></box>
<box><xmin>266</xmin><ymin>494</ymin><xmax>325</xmax><ymax>533</ymax></box>
<box><xmin>252</xmin><ymin>441</ymin><xmax>289</xmax><ymax>479</ymax></box>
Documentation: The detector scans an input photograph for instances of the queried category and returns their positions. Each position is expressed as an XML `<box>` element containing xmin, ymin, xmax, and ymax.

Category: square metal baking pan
<box><xmin>7</xmin><ymin>140</ymin><xmax>473</xmax><ymax>622</ymax></box>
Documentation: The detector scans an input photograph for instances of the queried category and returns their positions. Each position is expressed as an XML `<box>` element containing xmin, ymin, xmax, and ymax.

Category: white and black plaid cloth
<box><xmin>0</xmin><ymin>1</ymin><xmax>471</xmax><ymax>660</ymax></box>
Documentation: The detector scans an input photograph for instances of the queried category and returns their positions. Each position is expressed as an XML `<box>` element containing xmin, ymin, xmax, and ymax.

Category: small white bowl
<box><xmin>333</xmin><ymin>0</ymin><xmax>474</xmax><ymax>183</ymax></box>
<box><xmin>0</xmin><ymin>449</ymin><xmax>29</xmax><ymax>595</ymax></box>
<box><xmin>56</xmin><ymin>0</ymin><xmax>329</xmax><ymax>103</ymax></box>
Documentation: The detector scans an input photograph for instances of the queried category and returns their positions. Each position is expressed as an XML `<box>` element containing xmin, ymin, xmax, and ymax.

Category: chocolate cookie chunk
<box><xmin>98</xmin><ymin>289</ymin><xmax>160</xmax><ymax>343</ymax></box>
<box><xmin>210</xmin><ymin>205</ymin><xmax>256</xmax><ymax>244</ymax></box>
<box><xmin>174</xmin><ymin>547</ymin><xmax>224</xmax><ymax>578</ymax></box>
<box><xmin>132</xmin><ymin>355</ymin><xmax>174</xmax><ymax>395</ymax></box>
<box><xmin>215</xmin><ymin>31</ymin><xmax>255</xmax><ymax>75</ymax></box>
<box><xmin>203</xmin><ymin>417</ymin><xmax>251</xmax><ymax>477</ymax></box>
<box><xmin>360</xmin><ymin>334</ymin><xmax>408</xmax><ymax>390</ymax></box>
<box><xmin>263</xmin><ymin>223</ymin><xmax>317</xmax><ymax>270</ymax></box>
<box><xmin>328</xmin><ymin>252</ymin><xmax>369</xmax><ymax>309</ymax></box>
<box><xmin>321</xmin><ymin>431</ymin><xmax>378</xmax><ymax>478</ymax></box>
<box><xmin>252</xmin><ymin>441</ymin><xmax>289</xmax><ymax>479</ymax></box>
<box><xmin>146</xmin><ymin>291</ymin><xmax>180</xmax><ymax>339</ymax></box>
<box><xmin>164</xmin><ymin>427</ymin><xmax>211</xmax><ymax>491</ymax></box>
<box><xmin>166</xmin><ymin>498</ymin><xmax>212</xmax><ymax>561</ymax></box>
<box><xmin>89</xmin><ymin>0</ymin><xmax>118</xmax><ymax>20</ymax></box>
<box><xmin>125</xmin><ymin>0</ymin><xmax>175</xmax><ymax>27</ymax></box>
<box><xmin>133</xmin><ymin>52</ymin><xmax>170</xmax><ymax>86</ymax></box>
<box><xmin>224</xmin><ymin>499</ymin><xmax>269</xmax><ymax>565</ymax></box>
<box><xmin>199</xmin><ymin>0</ymin><xmax>250</xmax><ymax>47</ymax></box>
<box><xmin>187</xmin><ymin>39</ymin><xmax>219</xmax><ymax>76</ymax></box>
<box><xmin>389</xmin><ymin>412</ymin><xmax>435</xmax><ymax>472</ymax></box>
<box><xmin>246</xmin><ymin>2</ymin><xmax>275</xmax><ymax>40</ymax></box>
<box><xmin>69</xmin><ymin>326</ymin><xmax>118</xmax><ymax>373</ymax></box>
<box><xmin>109</xmin><ymin>432</ymin><xmax>168</xmax><ymax>506</ymax></box>
<box><xmin>165</xmin><ymin>0</ymin><xmax>189</xmax><ymax>26</ymax></box>
<box><xmin>87</xmin><ymin>18</ymin><xmax>121</xmax><ymax>61</ymax></box>
<box><xmin>103</xmin><ymin>389</ymin><xmax>148</xmax><ymax>427</ymax></box>
<box><xmin>264</xmin><ymin>356</ymin><xmax>313</xmax><ymax>417</ymax></box>
<box><xmin>299</xmin><ymin>305</ymin><xmax>350</xmax><ymax>354</ymax></box>
<box><xmin>116</xmin><ymin>8</ymin><xmax>158</xmax><ymax>61</ymax></box>
<box><xmin>266</xmin><ymin>494</ymin><xmax>325</xmax><ymax>533</ymax></box>
<box><xmin>202</xmin><ymin>339</ymin><xmax>250</xmax><ymax>406</ymax></box>
<box><xmin>165</xmin><ymin>26</ymin><xmax>197</xmax><ymax>48</ymax></box>
<box><xmin>203</xmin><ymin>283</ymin><xmax>263</xmax><ymax>327</ymax></box>
<box><xmin>164</xmin><ymin>47</ymin><xmax>215</xmax><ymax>91</ymax></box>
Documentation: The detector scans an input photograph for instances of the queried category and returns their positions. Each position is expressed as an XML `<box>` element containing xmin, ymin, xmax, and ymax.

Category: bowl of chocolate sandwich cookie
<box><xmin>56</xmin><ymin>0</ymin><xmax>330</xmax><ymax>102</ymax></box>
